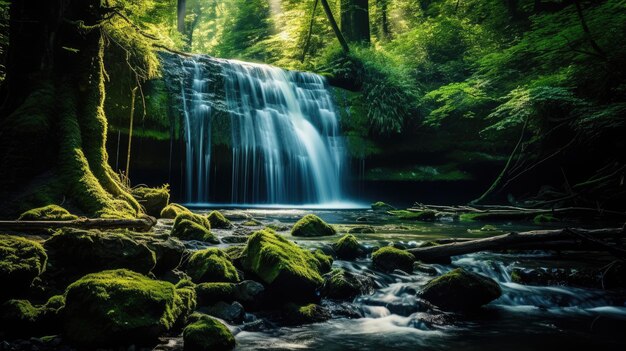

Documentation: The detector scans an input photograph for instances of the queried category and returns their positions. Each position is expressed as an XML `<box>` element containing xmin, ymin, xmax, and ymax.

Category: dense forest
<box><xmin>0</xmin><ymin>1</ymin><xmax>625</xmax><ymax>350</ymax></box>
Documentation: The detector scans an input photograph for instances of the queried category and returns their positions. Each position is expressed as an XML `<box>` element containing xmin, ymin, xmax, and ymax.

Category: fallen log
<box><xmin>0</xmin><ymin>215</ymin><xmax>157</xmax><ymax>232</ymax></box>
<box><xmin>408</xmin><ymin>227</ymin><xmax>625</xmax><ymax>263</ymax></box>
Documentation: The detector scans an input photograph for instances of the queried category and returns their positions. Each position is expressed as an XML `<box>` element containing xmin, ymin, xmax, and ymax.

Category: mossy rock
<box><xmin>419</xmin><ymin>241</ymin><xmax>440</xmax><ymax>248</ymax></box>
<box><xmin>371</xmin><ymin>201</ymin><xmax>395</xmax><ymax>212</ymax></box>
<box><xmin>283</xmin><ymin>303</ymin><xmax>331</xmax><ymax>325</ymax></box>
<box><xmin>388</xmin><ymin>210</ymin><xmax>436</xmax><ymax>221</ymax></box>
<box><xmin>333</xmin><ymin>234</ymin><xmax>365</xmax><ymax>260</ymax></box>
<box><xmin>371</xmin><ymin>246</ymin><xmax>415</xmax><ymax>273</ymax></box>
<box><xmin>171</xmin><ymin>219</ymin><xmax>219</xmax><ymax>243</ymax></box>
<box><xmin>174</xmin><ymin>212</ymin><xmax>211</xmax><ymax>230</ymax></box>
<box><xmin>183</xmin><ymin>313</ymin><xmax>235</xmax><ymax>351</ymax></box>
<box><xmin>420</xmin><ymin>268</ymin><xmax>502</xmax><ymax>311</ymax></box>
<box><xmin>207</xmin><ymin>211</ymin><xmax>233</xmax><ymax>229</ymax></box>
<box><xmin>18</xmin><ymin>205</ymin><xmax>78</xmax><ymax>221</ymax></box>
<box><xmin>44</xmin><ymin>228</ymin><xmax>156</xmax><ymax>276</ymax></box>
<box><xmin>322</xmin><ymin>269</ymin><xmax>374</xmax><ymax>300</ymax></box>
<box><xmin>196</xmin><ymin>282</ymin><xmax>237</xmax><ymax>306</ymax></box>
<box><xmin>291</xmin><ymin>214</ymin><xmax>336</xmax><ymax>237</ymax></box>
<box><xmin>240</xmin><ymin>229</ymin><xmax>331</xmax><ymax>302</ymax></box>
<box><xmin>0</xmin><ymin>235</ymin><xmax>48</xmax><ymax>299</ymax></box>
<box><xmin>533</xmin><ymin>214</ymin><xmax>558</xmax><ymax>224</ymax></box>
<box><xmin>0</xmin><ymin>295</ymin><xmax>64</xmax><ymax>337</ymax></box>
<box><xmin>63</xmin><ymin>269</ymin><xmax>196</xmax><ymax>347</ymax></box>
<box><xmin>160</xmin><ymin>203</ymin><xmax>191</xmax><ymax>219</ymax></box>
<box><xmin>241</xmin><ymin>219</ymin><xmax>263</xmax><ymax>227</ymax></box>
<box><xmin>138</xmin><ymin>234</ymin><xmax>187</xmax><ymax>273</ymax></box>
<box><xmin>131</xmin><ymin>185</ymin><xmax>170</xmax><ymax>217</ymax></box>
<box><xmin>347</xmin><ymin>226</ymin><xmax>375</xmax><ymax>234</ymax></box>
<box><xmin>186</xmin><ymin>248</ymin><xmax>240</xmax><ymax>283</ymax></box>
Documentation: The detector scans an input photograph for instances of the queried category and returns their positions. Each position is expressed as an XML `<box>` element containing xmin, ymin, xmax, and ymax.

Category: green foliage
<box><xmin>186</xmin><ymin>248</ymin><xmax>240</xmax><ymax>283</ymax></box>
<box><xmin>18</xmin><ymin>205</ymin><xmax>78</xmax><ymax>221</ymax></box>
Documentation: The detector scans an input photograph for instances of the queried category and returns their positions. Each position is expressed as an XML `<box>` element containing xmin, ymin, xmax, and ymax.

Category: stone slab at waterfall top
<box><xmin>291</xmin><ymin>214</ymin><xmax>336</xmax><ymax>237</ymax></box>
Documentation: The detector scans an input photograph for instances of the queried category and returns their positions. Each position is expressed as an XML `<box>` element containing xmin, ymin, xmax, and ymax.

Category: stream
<box><xmin>176</xmin><ymin>208</ymin><xmax>626</xmax><ymax>351</ymax></box>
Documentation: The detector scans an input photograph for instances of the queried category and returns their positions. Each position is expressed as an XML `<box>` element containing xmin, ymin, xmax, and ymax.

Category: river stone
<box><xmin>207</xmin><ymin>211</ymin><xmax>233</xmax><ymax>229</ymax></box>
<box><xmin>183</xmin><ymin>313</ymin><xmax>235</xmax><ymax>351</ymax></box>
<box><xmin>138</xmin><ymin>234</ymin><xmax>186</xmax><ymax>273</ymax></box>
<box><xmin>200</xmin><ymin>301</ymin><xmax>245</xmax><ymax>323</ymax></box>
<box><xmin>131</xmin><ymin>186</ymin><xmax>170</xmax><ymax>218</ymax></box>
<box><xmin>240</xmin><ymin>229</ymin><xmax>331</xmax><ymax>302</ymax></box>
<box><xmin>0</xmin><ymin>235</ymin><xmax>47</xmax><ymax>299</ymax></box>
<box><xmin>160</xmin><ymin>203</ymin><xmax>191</xmax><ymax>219</ymax></box>
<box><xmin>371</xmin><ymin>246</ymin><xmax>415</xmax><ymax>273</ymax></box>
<box><xmin>186</xmin><ymin>248</ymin><xmax>240</xmax><ymax>283</ymax></box>
<box><xmin>0</xmin><ymin>295</ymin><xmax>64</xmax><ymax>337</ymax></box>
<box><xmin>322</xmin><ymin>269</ymin><xmax>374</xmax><ymax>300</ymax></box>
<box><xmin>283</xmin><ymin>303</ymin><xmax>331</xmax><ymax>325</ymax></box>
<box><xmin>371</xmin><ymin>202</ymin><xmax>395</xmax><ymax>212</ymax></box>
<box><xmin>44</xmin><ymin>228</ymin><xmax>156</xmax><ymax>276</ymax></box>
<box><xmin>332</xmin><ymin>234</ymin><xmax>365</xmax><ymax>260</ymax></box>
<box><xmin>420</xmin><ymin>268</ymin><xmax>501</xmax><ymax>311</ymax></box>
<box><xmin>63</xmin><ymin>269</ymin><xmax>196</xmax><ymax>347</ymax></box>
<box><xmin>291</xmin><ymin>214</ymin><xmax>336</xmax><ymax>237</ymax></box>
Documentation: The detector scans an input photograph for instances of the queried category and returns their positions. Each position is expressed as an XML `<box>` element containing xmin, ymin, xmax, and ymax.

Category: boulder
<box><xmin>0</xmin><ymin>235</ymin><xmax>47</xmax><ymax>299</ymax></box>
<box><xmin>139</xmin><ymin>234</ymin><xmax>187</xmax><ymax>273</ymax></box>
<box><xmin>160</xmin><ymin>203</ymin><xmax>191</xmax><ymax>219</ymax></box>
<box><xmin>283</xmin><ymin>303</ymin><xmax>331</xmax><ymax>325</ymax></box>
<box><xmin>207</xmin><ymin>211</ymin><xmax>233</xmax><ymax>229</ymax></box>
<box><xmin>0</xmin><ymin>295</ymin><xmax>64</xmax><ymax>337</ymax></box>
<box><xmin>174</xmin><ymin>212</ymin><xmax>211</xmax><ymax>230</ymax></box>
<box><xmin>63</xmin><ymin>269</ymin><xmax>196</xmax><ymax>347</ymax></box>
<box><xmin>332</xmin><ymin>234</ymin><xmax>365</xmax><ymax>260</ymax></box>
<box><xmin>196</xmin><ymin>280</ymin><xmax>264</xmax><ymax>307</ymax></box>
<box><xmin>131</xmin><ymin>186</ymin><xmax>170</xmax><ymax>217</ymax></box>
<box><xmin>371</xmin><ymin>246</ymin><xmax>415</xmax><ymax>273</ymax></box>
<box><xmin>201</xmin><ymin>301</ymin><xmax>245</xmax><ymax>323</ymax></box>
<box><xmin>18</xmin><ymin>205</ymin><xmax>78</xmax><ymax>221</ymax></box>
<box><xmin>322</xmin><ymin>269</ymin><xmax>374</xmax><ymax>300</ymax></box>
<box><xmin>44</xmin><ymin>229</ymin><xmax>156</xmax><ymax>276</ymax></box>
<box><xmin>171</xmin><ymin>213</ymin><xmax>218</xmax><ymax>243</ymax></box>
<box><xmin>291</xmin><ymin>214</ymin><xmax>336</xmax><ymax>237</ymax></box>
<box><xmin>371</xmin><ymin>202</ymin><xmax>395</xmax><ymax>212</ymax></box>
<box><xmin>183</xmin><ymin>314</ymin><xmax>235</xmax><ymax>351</ymax></box>
<box><xmin>419</xmin><ymin>268</ymin><xmax>501</xmax><ymax>311</ymax></box>
<box><xmin>240</xmin><ymin>229</ymin><xmax>331</xmax><ymax>302</ymax></box>
<box><xmin>186</xmin><ymin>248</ymin><xmax>240</xmax><ymax>283</ymax></box>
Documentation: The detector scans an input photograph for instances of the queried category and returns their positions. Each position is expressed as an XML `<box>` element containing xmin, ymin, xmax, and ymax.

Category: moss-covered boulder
<box><xmin>291</xmin><ymin>214</ymin><xmax>336</xmax><ymax>237</ymax></box>
<box><xmin>44</xmin><ymin>229</ymin><xmax>156</xmax><ymax>276</ymax></box>
<box><xmin>388</xmin><ymin>210</ymin><xmax>436</xmax><ymax>221</ymax></box>
<box><xmin>347</xmin><ymin>226</ymin><xmax>375</xmax><ymax>234</ymax></box>
<box><xmin>533</xmin><ymin>214</ymin><xmax>558</xmax><ymax>224</ymax></box>
<box><xmin>371</xmin><ymin>201</ymin><xmax>395</xmax><ymax>212</ymax></box>
<box><xmin>333</xmin><ymin>234</ymin><xmax>365</xmax><ymax>260</ymax></box>
<box><xmin>0</xmin><ymin>235</ymin><xmax>47</xmax><ymax>299</ymax></box>
<box><xmin>138</xmin><ymin>234</ymin><xmax>187</xmax><ymax>273</ymax></box>
<box><xmin>420</xmin><ymin>268</ymin><xmax>502</xmax><ymax>311</ymax></box>
<box><xmin>187</xmin><ymin>248</ymin><xmax>240</xmax><ymax>283</ymax></box>
<box><xmin>0</xmin><ymin>295</ymin><xmax>64</xmax><ymax>337</ymax></box>
<box><xmin>18</xmin><ymin>205</ymin><xmax>78</xmax><ymax>221</ymax></box>
<box><xmin>131</xmin><ymin>185</ymin><xmax>170</xmax><ymax>217</ymax></box>
<box><xmin>171</xmin><ymin>219</ymin><xmax>218</xmax><ymax>243</ymax></box>
<box><xmin>371</xmin><ymin>246</ymin><xmax>415</xmax><ymax>273</ymax></box>
<box><xmin>161</xmin><ymin>203</ymin><xmax>192</xmax><ymax>219</ymax></box>
<box><xmin>183</xmin><ymin>313</ymin><xmax>235</xmax><ymax>351</ymax></box>
<box><xmin>207</xmin><ymin>211</ymin><xmax>233</xmax><ymax>229</ymax></box>
<box><xmin>283</xmin><ymin>303</ymin><xmax>331</xmax><ymax>325</ymax></box>
<box><xmin>196</xmin><ymin>280</ymin><xmax>265</xmax><ymax>307</ymax></box>
<box><xmin>174</xmin><ymin>212</ymin><xmax>210</xmax><ymax>229</ymax></box>
<box><xmin>63</xmin><ymin>269</ymin><xmax>196</xmax><ymax>347</ymax></box>
<box><xmin>322</xmin><ymin>269</ymin><xmax>374</xmax><ymax>300</ymax></box>
<box><xmin>240</xmin><ymin>229</ymin><xmax>331</xmax><ymax>302</ymax></box>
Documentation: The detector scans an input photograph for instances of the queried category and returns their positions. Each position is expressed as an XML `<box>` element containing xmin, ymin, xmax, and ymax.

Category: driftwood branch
<box><xmin>410</xmin><ymin>204</ymin><xmax>626</xmax><ymax>220</ymax></box>
<box><xmin>408</xmin><ymin>227</ymin><xmax>625</xmax><ymax>263</ymax></box>
<box><xmin>0</xmin><ymin>216</ymin><xmax>157</xmax><ymax>232</ymax></box>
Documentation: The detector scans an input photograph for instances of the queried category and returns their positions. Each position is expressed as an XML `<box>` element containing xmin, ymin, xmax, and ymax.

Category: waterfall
<box><xmin>178</xmin><ymin>56</ymin><xmax>348</xmax><ymax>205</ymax></box>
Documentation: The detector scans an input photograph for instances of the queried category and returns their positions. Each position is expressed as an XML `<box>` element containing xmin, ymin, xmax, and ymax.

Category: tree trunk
<box><xmin>177</xmin><ymin>0</ymin><xmax>187</xmax><ymax>35</ymax></box>
<box><xmin>0</xmin><ymin>0</ymin><xmax>140</xmax><ymax>219</ymax></box>
<box><xmin>320</xmin><ymin>0</ymin><xmax>350</xmax><ymax>53</ymax></box>
<box><xmin>340</xmin><ymin>0</ymin><xmax>371</xmax><ymax>44</ymax></box>
<box><xmin>375</xmin><ymin>0</ymin><xmax>390</xmax><ymax>41</ymax></box>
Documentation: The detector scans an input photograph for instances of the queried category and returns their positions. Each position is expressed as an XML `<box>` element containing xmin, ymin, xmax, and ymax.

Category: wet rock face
<box><xmin>63</xmin><ymin>269</ymin><xmax>196</xmax><ymax>347</ymax></box>
<box><xmin>291</xmin><ymin>214</ymin><xmax>336</xmax><ymax>237</ymax></box>
<box><xmin>419</xmin><ymin>268</ymin><xmax>502</xmax><ymax>311</ymax></box>
<box><xmin>0</xmin><ymin>235</ymin><xmax>47</xmax><ymax>299</ymax></box>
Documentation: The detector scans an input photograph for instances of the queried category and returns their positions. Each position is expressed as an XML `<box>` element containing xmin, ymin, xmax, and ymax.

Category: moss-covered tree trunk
<box><xmin>0</xmin><ymin>0</ymin><xmax>140</xmax><ymax>219</ymax></box>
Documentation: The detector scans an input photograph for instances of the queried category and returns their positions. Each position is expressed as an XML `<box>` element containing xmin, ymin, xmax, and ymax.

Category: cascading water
<box><xmin>178</xmin><ymin>56</ymin><xmax>348</xmax><ymax>205</ymax></box>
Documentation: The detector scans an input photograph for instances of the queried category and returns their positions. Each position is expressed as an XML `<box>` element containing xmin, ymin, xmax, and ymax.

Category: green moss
<box><xmin>420</xmin><ymin>268</ymin><xmax>502</xmax><ymax>311</ymax></box>
<box><xmin>44</xmin><ymin>228</ymin><xmax>156</xmax><ymax>276</ymax></box>
<box><xmin>322</xmin><ymin>269</ymin><xmax>371</xmax><ymax>300</ymax></box>
<box><xmin>63</xmin><ymin>269</ymin><xmax>195</xmax><ymax>347</ymax></box>
<box><xmin>183</xmin><ymin>313</ymin><xmax>235</xmax><ymax>351</ymax></box>
<box><xmin>0</xmin><ymin>298</ymin><xmax>63</xmax><ymax>337</ymax></box>
<box><xmin>196</xmin><ymin>282</ymin><xmax>237</xmax><ymax>306</ymax></box>
<box><xmin>207</xmin><ymin>211</ymin><xmax>233</xmax><ymax>229</ymax></box>
<box><xmin>174</xmin><ymin>212</ymin><xmax>210</xmax><ymax>230</ymax></box>
<box><xmin>0</xmin><ymin>235</ymin><xmax>48</xmax><ymax>299</ymax></box>
<box><xmin>333</xmin><ymin>234</ymin><xmax>364</xmax><ymax>260</ymax></box>
<box><xmin>242</xmin><ymin>219</ymin><xmax>263</xmax><ymax>226</ymax></box>
<box><xmin>388</xmin><ymin>210</ymin><xmax>437</xmax><ymax>221</ymax></box>
<box><xmin>171</xmin><ymin>219</ymin><xmax>218</xmax><ymax>243</ymax></box>
<box><xmin>291</xmin><ymin>214</ymin><xmax>336</xmax><ymax>237</ymax></box>
<box><xmin>241</xmin><ymin>229</ymin><xmax>328</xmax><ymax>301</ymax></box>
<box><xmin>186</xmin><ymin>248</ymin><xmax>240</xmax><ymax>283</ymax></box>
<box><xmin>347</xmin><ymin>226</ymin><xmax>375</xmax><ymax>234</ymax></box>
<box><xmin>131</xmin><ymin>185</ymin><xmax>170</xmax><ymax>217</ymax></box>
<box><xmin>284</xmin><ymin>303</ymin><xmax>331</xmax><ymax>325</ymax></box>
<box><xmin>534</xmin><ymin>214</ymin><xmax>558</xmax><ymax>224</ymax></box>
<box><xmin>371</xmin><ymin>201</ymin><xmax>395</xmax><ymax>212</ymax></box>
<box><xmin>312</xmin><ymin>249</ymin><xmax>333</xmax><ymax>273</ymax></box>
<box><xmin>224</xmin><ymin>245</ymin><xmax>245</xmax><ymax>261</ymax></box>
<box><xmin>419</xmin><ymin>241</ymin><xmax>441</xmax><ymax>248</ymax></box>
<box><xmin>160</xmin><ymin>203</ymin><xmax>191</xmax><ymax>219</ymax></box>
<box><xmin>371</xmin><ymin>246</ymin><xmax>415</xmax><ymax>273</ymax></box>
<box><xmin>18</xmin><ymin>205</ymin><xmax>79</xmax><ymax>221</ymax></box>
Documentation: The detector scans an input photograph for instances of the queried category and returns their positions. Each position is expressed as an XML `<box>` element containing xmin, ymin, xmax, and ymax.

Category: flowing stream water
<box><xmin>182</xmin><ymin>209</ymin><xmax>626</xmax><ymax>351</ymax></box>
<box><xmin>178</xmin><ymin>57</ymin><xmax>349</xmax><ymax>206</ymax></box>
